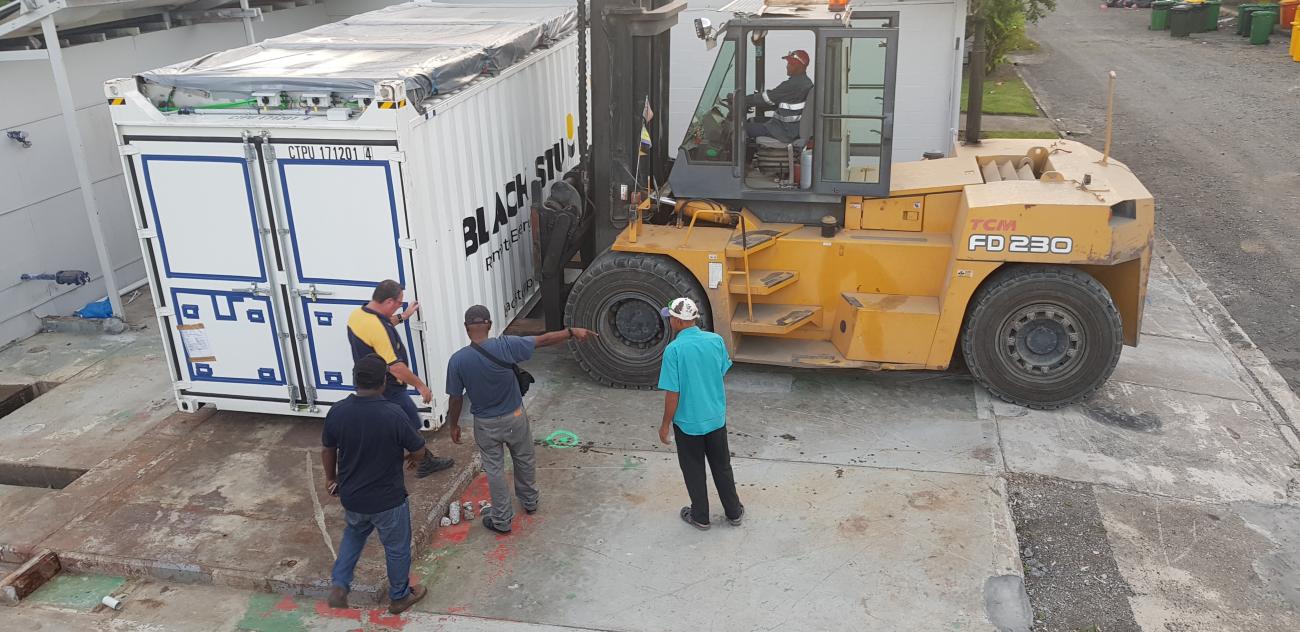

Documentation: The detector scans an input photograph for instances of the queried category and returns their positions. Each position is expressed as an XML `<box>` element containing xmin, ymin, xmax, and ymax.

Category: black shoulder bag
<box><xmin>470</xmin><ymin>342</ymin><xmax>535</xmax><ymax>397</ymax></box>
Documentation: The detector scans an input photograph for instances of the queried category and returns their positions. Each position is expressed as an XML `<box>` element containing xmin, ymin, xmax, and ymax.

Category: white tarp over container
<box><xmin>138</xmin><ymin>2</ymin><xmax>577</xmax><ymax>103</ymax></box>
<box><xmin>105</xmin><ymin>1</ymin><xmax>580</xmax><ymax>426</ymax></box>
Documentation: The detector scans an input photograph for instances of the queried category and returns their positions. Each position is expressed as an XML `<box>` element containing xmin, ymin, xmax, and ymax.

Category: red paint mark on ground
<box><xmin>274</xmin><ymin>595</ymin><xmax>299</xmax><ymax>611</ymax></box>
<box><xmin>447</xmin><ymin>606</ymin><xmax>467</xmax><ymax>614</ymax></box>
<box><xmin>487</xmin><ymin>542</ymin><xmax>513</xmax><ymax>562</ymax></box>
<box><xmin>367</xmin><ymin>609</ymin><xmax>408</xmax><ymax>629</ymax></box>
<box><xmin>432</xmin><ymin>520</ymin><xmax>470</xmax><ymax>545</ymax></box>
<box><xmin>461</xmin><ymin>474</ymin><xmax>492</xmax><ymax>504</ymax></box>
<box><xmin>314</xmin><ymin>600</ymin><xmax>362</xmax><ymax>621</ymax></box>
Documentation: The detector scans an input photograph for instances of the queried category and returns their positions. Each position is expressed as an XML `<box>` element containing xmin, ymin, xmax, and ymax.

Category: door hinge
<box><xmin>137</xmin><ymin>228</ymin><xmax>156</xmax><ymax>239</ymax></box>
<box><xmin>287</xmin><ymin>385</ymin><xmax>299</xmax><ymax>407</ymax></box>
<box><xmin>118</xmin><ymin>145</ymin><xmax>140</xmax><ymax>156</ymax></box>
<box><xmin>398</xmin><ymin>238</ymin><xmax>417</xmax><ymax>250</ymax></box>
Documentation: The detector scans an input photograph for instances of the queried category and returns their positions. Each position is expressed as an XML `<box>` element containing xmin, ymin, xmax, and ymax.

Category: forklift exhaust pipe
<box><xmin>964</xmin><ymin>17</ymin><xmax>986</xmax><ymax>146</ymax></box>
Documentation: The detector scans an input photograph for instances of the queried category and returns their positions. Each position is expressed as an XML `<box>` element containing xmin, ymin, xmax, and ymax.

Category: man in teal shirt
<box><xmin>657</xmin><ymin>297</ymin><xmax>744</xmax><ymax>530</ymax></box>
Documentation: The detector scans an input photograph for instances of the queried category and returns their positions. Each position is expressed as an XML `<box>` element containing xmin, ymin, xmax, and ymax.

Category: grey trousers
<box><xmin>473</xmin><ymin>407</ymin><xmax>538</xmax><ymax>531</ymax></box>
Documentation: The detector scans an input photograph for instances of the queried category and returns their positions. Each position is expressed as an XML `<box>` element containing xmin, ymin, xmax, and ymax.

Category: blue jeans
<box><xmin>330</xmin><ymin>499</ymin><xmax>413</xmax><ymax>602</ymax></box>
<box><xmin>385</xmin><ymin>388</ymin><xmax>422</xmax><ymax>432</ymax></box>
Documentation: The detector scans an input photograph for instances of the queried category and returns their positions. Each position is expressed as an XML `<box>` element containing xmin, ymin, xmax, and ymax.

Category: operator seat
<box><xmin>752</xmin><ymin>91</ymin><xmax>814</xmax><ymax>185</ymax></box>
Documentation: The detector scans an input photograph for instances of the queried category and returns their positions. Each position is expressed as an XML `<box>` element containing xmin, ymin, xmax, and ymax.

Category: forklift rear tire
<box><xmin>564</xmin><ymin>251</ymin><xmax>710</xmax><ymax>389</ymax></box>
<box><xmin>961</xmin><ymin>265</ymin><xmax>1123</xmax><ymax>409</ymax></box>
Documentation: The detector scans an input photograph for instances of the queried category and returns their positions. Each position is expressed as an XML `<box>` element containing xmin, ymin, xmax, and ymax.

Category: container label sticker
<box><xmin>177</xmin><ymin>323</ymin><xmax>216</xmax><ymax>363</ymax></box>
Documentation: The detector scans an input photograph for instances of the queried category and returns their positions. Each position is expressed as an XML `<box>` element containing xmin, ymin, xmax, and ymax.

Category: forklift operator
<box><xmin>743</xmin><ymin>49</ymin><xmax>812</xmax><ymax>144</ymax></box>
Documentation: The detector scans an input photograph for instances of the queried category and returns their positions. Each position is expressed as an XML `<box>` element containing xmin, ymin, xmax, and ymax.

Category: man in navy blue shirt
<box><xmin>445</xmin><ymin>305</ymin><xmax>595</xmax><ymax>534</ymax></box>
<box><xmin>322</xmin><ymin>354</ymin><xmax>429</xmax><ymax>614</ymax></box>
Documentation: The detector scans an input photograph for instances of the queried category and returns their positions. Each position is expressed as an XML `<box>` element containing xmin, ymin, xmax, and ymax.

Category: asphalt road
<box><xmin>1017</xmin><ymin>1</ymin><xmax>1300</xmax><ymax>395</ymax></box>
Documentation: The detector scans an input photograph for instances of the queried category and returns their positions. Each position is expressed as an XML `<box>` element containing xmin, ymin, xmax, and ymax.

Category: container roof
<box><xmin>136</xmin><ymin>2</ymin><xmax>577</xmax><ymax>102</ymax></box>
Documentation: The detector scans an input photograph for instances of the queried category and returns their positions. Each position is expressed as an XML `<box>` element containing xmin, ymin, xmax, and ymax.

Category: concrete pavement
<box><xmin>1</xmin><ymin>245</ymin><xmax>1298</xmax><ymax>629</ymax></box>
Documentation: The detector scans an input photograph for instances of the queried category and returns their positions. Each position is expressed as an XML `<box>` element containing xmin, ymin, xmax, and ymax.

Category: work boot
<box><xmin>327</xmin><ymin>586</ymin><xmax>349</xmax><ymax>609</ymax></box>
<box><xmin>415</xmin><ymin>454</ymin><xmax>454</xmax><ymax>478</ymax></box>
<box><xmin>388</xmin><ymin>584</ymin><xmax>427</xmax><ymax>615</ymax></box>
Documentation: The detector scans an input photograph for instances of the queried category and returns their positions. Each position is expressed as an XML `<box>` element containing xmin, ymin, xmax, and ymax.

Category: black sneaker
<box><xmin>727</xmin><ymin>505</ymin><xmax>745</xmax><ymax>526</ymax></box>
<box><xmin>680</xmin><ymin>506</ymin><xmax>710</xmax><ymax>531</ymax></box>
<box><xmin>415</xmin><ymin>455</ymin><xmax>454</xmax><ymax>478</ymax></box>
<box><xmin>483</xmin><ymin>518</ymin><xmax>511</xmax><ymax>535</ymax></box>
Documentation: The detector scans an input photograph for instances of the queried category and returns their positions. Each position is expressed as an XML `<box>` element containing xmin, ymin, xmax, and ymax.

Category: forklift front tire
<box><xmin>564</xmin><ymin>251</ymin><xmax>710</xmax><ymax>389</ymax></box>
<box><xmin>961</xmin><ymin>265</ymin><xmax>1123</xmax><ymax>409</ymax></box>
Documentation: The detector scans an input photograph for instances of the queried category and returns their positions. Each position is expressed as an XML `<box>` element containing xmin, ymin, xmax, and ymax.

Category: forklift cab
<box><xmin>671</xmin><ymin>11</ymin><xmax>900</xmax><ymax>207</ymax></box>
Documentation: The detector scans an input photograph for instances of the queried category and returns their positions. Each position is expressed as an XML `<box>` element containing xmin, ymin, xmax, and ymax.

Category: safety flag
<box><xmin>642</xmin><ymin>96</ymin><xmax>654</xmax><ymax>123</ymax></box>
<box><xmin>639</xmin><ymin>125</ymin><xmax>652</xmax><ymax>156</ymax></box>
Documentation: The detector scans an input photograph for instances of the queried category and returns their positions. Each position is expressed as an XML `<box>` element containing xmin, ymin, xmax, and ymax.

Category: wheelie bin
<box><xmin>1238</xmin><ymin>5</ymin><xmax>1268</xmax><ymax>36</ymax></box>
<box><xmin>1185</xmin><ymin>2</ymin><xmax>1207</xmax><ymax>31</ymax></box>
<box><xmin>1250</xmin><ymin>8</ymin><xmax>1279</xmax><ymax>44</ymax></box>
<box><xmin>1202</xmin><ymin>0</ymin><xmax>1222</xmax><ymax>29</ymax></box>
<box><xmin>1280</xmin><ymin>0</ymin><xmax>1299</xmax><ymax>30</ymax></box>
<box><xmin>1151</xmin><ymin>0</ymin><xmax>1175</xmax><ymax>29</ymax></box>
<box><xmin>1169</xmin><ymin>4</ymin><xmax>1197</xmax><ymax>36</ymax></box>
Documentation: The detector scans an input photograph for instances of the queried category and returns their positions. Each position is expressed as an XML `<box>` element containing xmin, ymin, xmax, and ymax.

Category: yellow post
<box><xmin>1291</xmin><ymin>17</ymin><xmax>1300</xmax><ymax>62</ymax></box>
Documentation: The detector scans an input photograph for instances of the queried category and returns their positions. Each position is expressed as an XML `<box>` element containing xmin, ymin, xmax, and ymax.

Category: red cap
<box><xmin>782</xmin><ymin>49</ymin><xmax>810</xmax><ymax>67</ymax></box>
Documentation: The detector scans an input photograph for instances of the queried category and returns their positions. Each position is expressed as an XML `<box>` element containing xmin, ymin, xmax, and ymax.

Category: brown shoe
<box><xmin>388</xmin><ymin>584</ymin><xmax>427</xmax><ymax>615</ymax></box>
<box><xmin>327</xmin><ymin>586</ymin><xmax>349</xmax><ymax>609</ymax></box>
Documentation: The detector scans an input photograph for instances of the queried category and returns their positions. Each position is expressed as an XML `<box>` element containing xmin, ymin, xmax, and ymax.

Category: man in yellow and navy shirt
<box><xmin>347</xmin><ymin>279</ymin><xmax>453</xmax><ymax>478</ymax></box>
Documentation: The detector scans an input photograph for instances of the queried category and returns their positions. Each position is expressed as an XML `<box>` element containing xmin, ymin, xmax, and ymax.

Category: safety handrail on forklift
<box><xmin>682</xmin><ymin>208</ymin><xmax>755</xmax><ymax>322</ymax></box>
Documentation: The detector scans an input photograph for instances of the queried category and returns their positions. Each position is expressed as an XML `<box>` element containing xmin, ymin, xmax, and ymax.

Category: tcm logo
<box><xmin>969</xmin><ymin>218</ymin><xmax>1017</xmax><ymax>232</ymax></box>
<box><xmin>462</xmin><ymin>115</ymin><xmax>578</xmax><ymax>257</ymax></box>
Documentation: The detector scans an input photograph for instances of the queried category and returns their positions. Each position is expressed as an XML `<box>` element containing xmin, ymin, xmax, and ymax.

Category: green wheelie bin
<box><xmin>1202</xmin><ymin>0</ymin><xmax>1222</xmax><ymax>30</ymax></box>
<box><xmin>1250</xmin><ymin>8</ymin><xmax>1279</xmax><ymax>44</ymax></box>
<box><xmin>1151</xmin><ymin>0</ymin><xmax>1176</xmax><ymax>29</ymax></box>
<box><xmin>1169</xmin><ymin>4</ymin><xmax>1197</xmax><ymax>36</ymax></box>
<box><xmin>1239</xmin><ymin>5</ymin><xmax>1267</xmax><ymax>36</ymax></box>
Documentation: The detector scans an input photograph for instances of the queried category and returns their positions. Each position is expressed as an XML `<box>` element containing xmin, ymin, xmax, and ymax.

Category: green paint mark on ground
<box><xmin>26</xmin><ymin>574</ymin><xmax>126</xmax><ymax>611</ymax></box>
<box><xmin>236</xmin><ymin>592</ymin><xmax>308</xmax><ymax>632</ymax></box>
<box><xmin>414</xmin><ymin>545</ymin><xmax>467</xmax><ymax>588</ymax></box>
<box><xmin>566</xmin><ymin>592</ymin><xmax>576</xmax><ymax>599</ymax></box>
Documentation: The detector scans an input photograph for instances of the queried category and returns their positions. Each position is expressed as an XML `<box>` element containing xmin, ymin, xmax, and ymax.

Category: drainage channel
<box><xmin>0</xmin><ymin>463</ymin><xmax>88</xmax><ymax>490</ymax></box>
<box><xmin>0</xmin><ymin>382</ymin><xmax>58</xmax><ymax>420</ymax></box>
<box><xmin>0</xmin><ymin>382</ymin><xmax>87</xmax><ymax>489</ymax></box>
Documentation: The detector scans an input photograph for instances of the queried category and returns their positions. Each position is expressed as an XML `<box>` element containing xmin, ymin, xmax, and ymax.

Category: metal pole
<box><xmin>41</xmin><ymin>16</ymin><xmax>124</xmax><ymax>319</ymax></box>
<box><xmin>239</xmin><ymin>0</ymin><xmax>256</xmax><ymax>44</ymax></box>
<box><xmin>964</xmin><ymin>17</ymin><xmax>986</xmax><ymax>145</ymax></box>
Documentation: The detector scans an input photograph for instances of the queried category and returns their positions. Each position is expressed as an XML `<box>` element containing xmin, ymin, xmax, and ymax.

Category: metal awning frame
<box><xmin>0</xmin><ymin>0</ymin><xmax>262</xmax><ymax>319</ymax></box>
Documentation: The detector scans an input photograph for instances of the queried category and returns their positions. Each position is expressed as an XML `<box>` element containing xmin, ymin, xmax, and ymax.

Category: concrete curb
<box><xmin>1155</xmin><ymin>239</ymin><xmax>1300</xmax><ymax>459</ymax></box>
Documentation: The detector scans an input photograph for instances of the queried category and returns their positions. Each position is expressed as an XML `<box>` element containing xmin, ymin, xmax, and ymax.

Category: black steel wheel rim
<box><xmin>598</xmin><ymin>291</ymin><xmax>667</xmax><ymax>361</ymax></box>
<box><xmin>998</xmin><ymin>302</ymin><xmax>1085</xmax><ymax>381</ymax></box>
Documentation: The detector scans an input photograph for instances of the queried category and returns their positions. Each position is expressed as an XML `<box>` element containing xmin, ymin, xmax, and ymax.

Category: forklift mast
<box><xmin>584</xmin><ymin>0</ymin><xmax>684</xmax><ymax>248</ymax></box>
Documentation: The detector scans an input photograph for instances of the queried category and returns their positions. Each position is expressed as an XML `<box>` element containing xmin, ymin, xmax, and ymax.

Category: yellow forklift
<box><xmin>554</xmin><ymin>0</ymin><xmax>1153</xmax><ymax>409</ymax></box>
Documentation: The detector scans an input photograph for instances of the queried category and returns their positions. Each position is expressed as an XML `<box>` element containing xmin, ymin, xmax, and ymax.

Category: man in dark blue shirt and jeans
<box><xmin>322</xmin><ymin>354</ymin><xmax>429</xmax><ymax>614</ymax></box>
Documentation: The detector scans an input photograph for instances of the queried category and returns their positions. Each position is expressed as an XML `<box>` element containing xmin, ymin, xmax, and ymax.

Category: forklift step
<box><xmin>728</xmin><ymin>270</ymin><xmax>798</xmax><ymax>296</ymax></box>
<box><xmin>730</xmin><ymin>303</ymin><xmax>821</xmax><ymax>335</ymax></box>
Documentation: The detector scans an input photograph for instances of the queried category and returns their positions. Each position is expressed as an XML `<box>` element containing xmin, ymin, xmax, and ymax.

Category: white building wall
<box><xmin>0</xmin><ymin>5</ymin><xmax>334</xmax><ymax>347</ymax></box>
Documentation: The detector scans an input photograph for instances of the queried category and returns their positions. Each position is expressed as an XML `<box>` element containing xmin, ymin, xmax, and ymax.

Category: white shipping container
<box><xmin>105</xmin><ymin>2</ymin><xmax>580</xmax><ymax>427</ymax></box>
